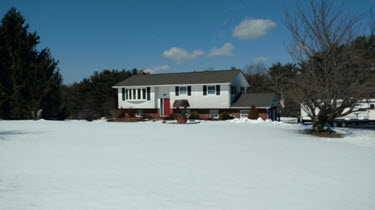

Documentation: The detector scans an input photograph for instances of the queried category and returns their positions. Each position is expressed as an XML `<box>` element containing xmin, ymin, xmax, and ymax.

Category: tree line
<box><xmin>60</xmin><ymin>69</ymin><xmax>140</xmax><ymax>120</ymax></box>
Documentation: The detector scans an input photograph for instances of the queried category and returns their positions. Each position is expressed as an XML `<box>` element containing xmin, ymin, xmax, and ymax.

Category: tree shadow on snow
<box><xmin>0</xmin><ymin>131</ymin><xmax>29</xmax><ymax>141</ymax></box>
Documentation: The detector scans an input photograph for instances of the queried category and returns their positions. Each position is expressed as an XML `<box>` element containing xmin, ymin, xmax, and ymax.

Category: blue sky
<box><xmin>1</xmin><ymin>0</ymin><xmax>374</xmax><ymax>84</ymax></box>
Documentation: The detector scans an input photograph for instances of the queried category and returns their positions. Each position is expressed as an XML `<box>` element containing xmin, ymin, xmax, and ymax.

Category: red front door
<box><xmin>163</xmin><ymin>98</ymin><xmax>170</xmax><ymax>117</ymax></box>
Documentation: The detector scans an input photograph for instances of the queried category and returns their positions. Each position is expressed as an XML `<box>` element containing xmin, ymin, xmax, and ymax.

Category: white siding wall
<box><xmin>170</xmin><ymin>84</ymin><xmax>230</xmax><ymax>109</ymax></box>
<box><xmin>155</xmin><ymin>86</ymin><xmax>170</xmax><ymax>109</ymax></box>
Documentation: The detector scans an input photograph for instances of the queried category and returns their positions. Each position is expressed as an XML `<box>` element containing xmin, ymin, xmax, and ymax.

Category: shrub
<box><xmin>248</xmin><ymin>104</ymin><xmax>259</xmax><ymax>119</ymax></box>
<box><xmin>189</xmin><ymin>111</ymin><xmax>200</xmax><ymax>119</ymax></box>
<box><xmin>127</xmin><ymin>109</ymin><xmax>135</xmax><ymax>118</ymax></box>
<box><xmin>116</xmin><ymin>108</ymin><xmax>126</xmax><ymax>118</ymax></box>
<box><xmin>219</xmin><ymin>112</ymin><xmax>234</xmax><ymax>120</ymax></box>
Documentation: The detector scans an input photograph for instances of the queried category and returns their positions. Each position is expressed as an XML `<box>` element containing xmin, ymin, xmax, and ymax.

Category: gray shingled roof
<box><xmin>114</xmin><ymin>70</ymin><xmax>240</xmax><ymax>87</ymax></box>
<box><xmin>231</xmin><ymin>93</ymin><xmax>277</xmax><ymax>108</ymax></box>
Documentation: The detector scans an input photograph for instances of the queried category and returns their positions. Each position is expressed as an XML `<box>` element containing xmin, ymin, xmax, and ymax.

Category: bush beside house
<box><xmin>219</xmin><ymin>112</ymin><xmax>234</xmax><ymax>120</ymax></box>
<box><xmin>189</xmin><ymin>111</ymin><xmax>200</xmax><ymax>119</ymax></box>
<box><xmin>116</xmin><ymin>108</ymin><xmax>126</xmax><ymax>118</ymax></box>
<box><xmin>248</xmin><ymin>105</ymin><xmax>259</xmax><ymax>119</ymax></box>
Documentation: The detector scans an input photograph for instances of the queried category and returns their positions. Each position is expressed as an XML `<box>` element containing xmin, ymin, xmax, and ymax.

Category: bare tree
<box><xmin>242</xmin><ymin>62</ymin><xmax>272</xmax><ymax>93</ymax></box>
<box><xmin>281</xmin><ymin>0</ymin><xmax>374</xmax><ymax>132</ymax></box>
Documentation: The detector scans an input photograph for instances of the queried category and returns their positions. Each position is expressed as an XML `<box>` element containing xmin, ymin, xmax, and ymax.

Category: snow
<box><xmin>0</xmin><ymin>120</ymin><xmax>374</xmax><ymax>210</ymax></box>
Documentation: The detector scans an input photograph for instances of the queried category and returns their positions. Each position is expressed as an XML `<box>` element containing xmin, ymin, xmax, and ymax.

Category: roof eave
<box><xmin>113</xmin><ymin>82</ymin><xmax>231</xmax><ymax>88</ymax></box>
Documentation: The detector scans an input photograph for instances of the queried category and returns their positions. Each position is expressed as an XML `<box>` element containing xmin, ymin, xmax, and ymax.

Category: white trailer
<box><xmin>300</xmin><ymin>99</ymin><xmax>375</xmax><ymax>127</ymax></box>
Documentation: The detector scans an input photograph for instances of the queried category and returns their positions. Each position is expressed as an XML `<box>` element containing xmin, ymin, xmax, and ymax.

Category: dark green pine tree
<box><xmin>0</xmin><ymin>8</ymin><xmax>62</xmax><ymax>119</ymax></box>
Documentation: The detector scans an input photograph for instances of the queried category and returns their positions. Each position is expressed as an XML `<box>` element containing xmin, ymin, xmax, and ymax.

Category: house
<box><xmin>113</xmin><ymin>69</ymin><xmax>278</xmax><ymax>120</ymax></box>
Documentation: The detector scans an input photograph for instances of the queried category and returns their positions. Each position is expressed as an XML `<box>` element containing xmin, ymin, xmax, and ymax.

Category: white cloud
<box><xmin>208</xmin><ymin>43</ymin><xmax>235</xmax><ymax>57</ymax></box>
<box><xmin>253</xmin><ymin>57</ymin><xmax>268</xmax><ymax>63</ymax></box>
<box><xmin>144</xmin><ymin>65</ymin><xmax>170</xmax><ymax>74</ymax></box>
<box><xmin>232</xmin><ymin>18</ymin><xmax>276</xmax><ymax>39</ymax></box>
<box><xmin>162</xmin><ymin>47</ymin><xmax>204</xmax><ymax>63</ymax></box>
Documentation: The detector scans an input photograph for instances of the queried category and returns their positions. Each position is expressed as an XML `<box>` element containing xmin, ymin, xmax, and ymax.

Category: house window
<box><xmin>133</xmin><ymin>89</ymin><xmax>136</xmax><ymax>100</ymax></box>
<box><xmin>208</xmin><ymin>86</ymin><xmax>215</xmax><ymax>94</ymax></box>
<box><xmin>209</xmin><ymin>110</ymin><xmax>219</xmax><ymax>118</ymax></box>
<box><xmin>187</xmin><ymin>86</ymin><xmax>191</xmax><ymax>96</ymax></box>
<box><xmin>137</xmin><ymin>89</ymin><xmax>141</xmax><ymax>99</ymax></box>
<box><xmin>129</xmin><ymin>89</ymin><xmax>132</xmax><ymax>99</ymax></box>
<box><xmin>180</xmin><ymin>86</ymin><xmax>187</xmax><ymax>95</ymax></box>
<box><xmin>370</xmin><ymin>104</ymin><xmax>375</xmax><ymax>110</ymax></box>
<box><xmin>136</xmin><ymin>110</ymin><xmax>143</xmax><ymax>117</ymax></box>
<box><xmin>142</xmin><ymin>89</ymin><xmax>146</xmax><ymax>99</ymax></box>
<box><xmin>240</xmin><ymin>110</ymin><xmax>249</xmax><ymax>118</ymax></box>
<box><xmin>126</xmin><ymin>89</ymin><xmax>129</xmax><ymax>100</ymax></box>
<box><xmin>203</xmin><ymin>85</ymin><xmax>207</xmax><ymax>95</ymax></box>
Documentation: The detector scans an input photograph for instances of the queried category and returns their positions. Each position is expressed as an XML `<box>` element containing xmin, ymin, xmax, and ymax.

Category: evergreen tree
<box><xmin>248</xmin><ymin>105</ymin><xmax>259</xmax><ymax>120</ymax></box>
<box><xmin>0</xmin><ymin>8</ymin><xmax>62</xmax><ymax>119</ymax></box>
<box><xmin>62</xmin><ymin>69</ymin><xmax>138</xmax><ymax>120</ymax></box>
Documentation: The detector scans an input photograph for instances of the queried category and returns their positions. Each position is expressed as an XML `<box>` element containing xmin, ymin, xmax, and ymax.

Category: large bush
<box><xmin>127</xmin><ymin>109</ymin><xmax>135</xmax><ymax>118</ymax></box>
<box><xmin>219</xmin><ymin>112</ymin><xmax>234</xmax><ymax>120</ymax></box>
<box><xmin>248</xmin><ymin>104</ymin><xmax>259</xmax><ymax>119</ymax></box>
<box><xmin>189</xmin><ymin>111</ymin><xmax>200</xmax><ymax>119</ymax></box>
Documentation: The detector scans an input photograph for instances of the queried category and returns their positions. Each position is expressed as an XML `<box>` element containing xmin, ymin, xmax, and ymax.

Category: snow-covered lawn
<box><xmin>0</xmin><ymin>119</ymin><xmax>374</xmax><ymax>210</ymax></box>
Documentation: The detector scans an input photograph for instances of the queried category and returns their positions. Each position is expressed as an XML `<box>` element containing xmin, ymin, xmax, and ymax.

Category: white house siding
<box><xmin>170</xmin><ymin>84</ymin><xmax>230</xmax><ymax>109</ymax></box>
<box><xmin>117</xmin><ymin>87</ymin><xmax>156</xmax><ymax>109</ymax></box>
<box><xmin>116</xmin><ymin>72</ymin><xmax>250</xmax><ymax>111</ymax></box>
<box><xmin>155</xmin><ymin>86</ymin><xmax>170</xmax><ymax>109</ymax></box>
